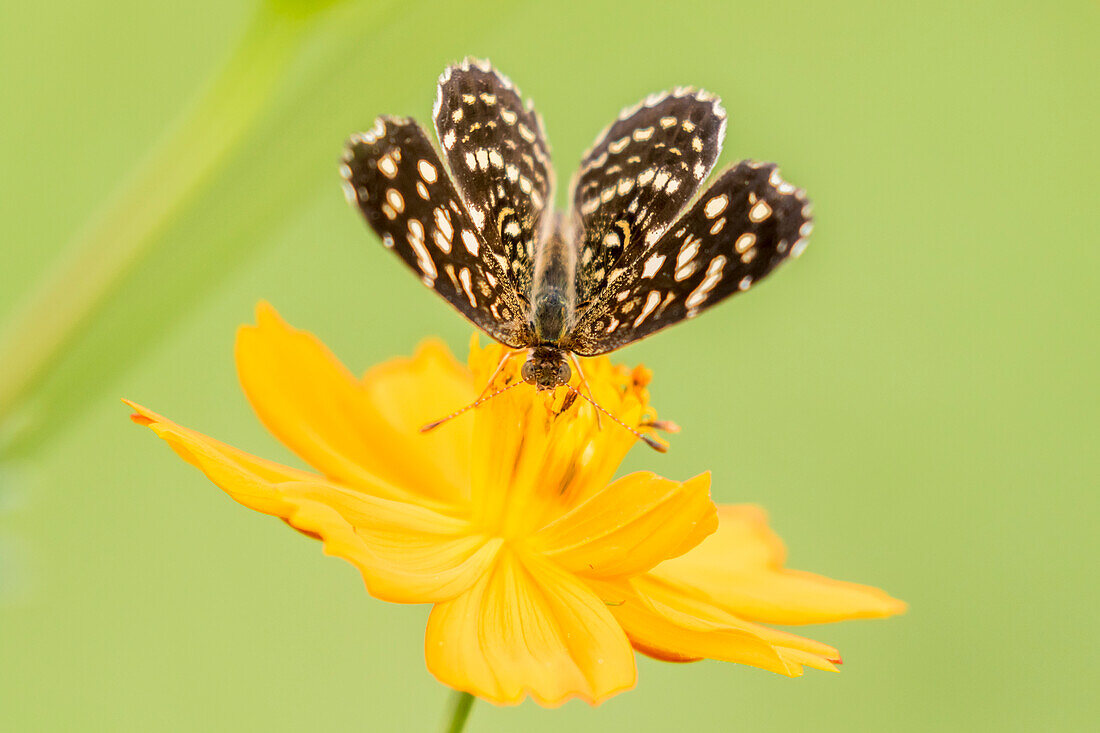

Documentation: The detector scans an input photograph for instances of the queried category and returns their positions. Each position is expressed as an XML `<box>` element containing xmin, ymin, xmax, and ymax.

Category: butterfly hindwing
<box><xmin>433</xmin><ymin>58</ymin><xmax>554</xmax><ymax>299</ymax></box>
<box><xmin>342</xmin><ymin>116</ymin><xmax>530</xmax><ymax>347</ymax></box>
<box><xmin>569</xmin><ymin>89</ymin><xmax>726</xmax><ymax>303</ymax></box>
<box><xmin>564</xmin><ymin>161</ymin><xmax>812</xmax><ymax>356</ymax></box>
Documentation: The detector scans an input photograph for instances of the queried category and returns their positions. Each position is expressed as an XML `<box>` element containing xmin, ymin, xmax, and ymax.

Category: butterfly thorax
<box><xmin>529</xmin><ymin>213</ymin><xmax>577</xmax><ymax>346</ymax></box>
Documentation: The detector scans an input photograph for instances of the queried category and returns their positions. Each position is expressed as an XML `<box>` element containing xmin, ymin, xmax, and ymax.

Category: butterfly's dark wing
<box><xmin>342</xmin><ymin>116</ymin><xmax>530</xmax><ymax>347</ymax></box>
<box><xmin>569</xmin><ymin>89</ymin><xmax>726</xmax><ymax>304</ymax></box>
<box><xmin>564</xmin><ymin>161</ymin><xmax>812</xmax><ymax>356</ymax></box>
<box><xmin>433</xmin><ymin>58</ymin><xmax>554</xmax><ymax>298</ymax></box>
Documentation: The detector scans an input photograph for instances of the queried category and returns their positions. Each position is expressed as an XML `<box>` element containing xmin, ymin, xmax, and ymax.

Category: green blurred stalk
<box><xmin>443</xmin><ymin>691</ymin><xmax>476</xmax><ymax>733</ymax></box>
<box><xmin>0</xmin><ymin>1</ymin><xmax>327</xmax><ymax>423</ymax></box>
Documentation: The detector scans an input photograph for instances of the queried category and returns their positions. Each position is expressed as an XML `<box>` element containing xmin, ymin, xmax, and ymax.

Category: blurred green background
<box><xmin>2</xmin><ymin>0</ymin><xmax>1097</xmax><ymax>730</ymax></box>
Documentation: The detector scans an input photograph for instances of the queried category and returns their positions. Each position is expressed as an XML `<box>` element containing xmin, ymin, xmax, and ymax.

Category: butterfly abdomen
<box><xmin>530</xmin><ymin>216</ymin><xmax>577</xmax><ymax>344</ymax></box>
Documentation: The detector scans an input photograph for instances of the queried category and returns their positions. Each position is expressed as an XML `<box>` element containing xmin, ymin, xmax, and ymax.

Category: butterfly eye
<box><xmin>521</xmin><ymin>358</ymin><xmax>537</xmax><ymax>383</ymax></box>
<box><xmin>556</xmin><ymin>361</ymin><xmax>571</xmax><ymax>384</ymax></box>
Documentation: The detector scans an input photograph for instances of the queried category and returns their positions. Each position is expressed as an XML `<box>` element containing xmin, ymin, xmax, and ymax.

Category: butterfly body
<box><xmin>529</xmin><ymin>214</ymin><xmax>577</xmax><ymax>349</ymax></box>
<box><xmin>342</xmin><ymin>58</ymin><xmax>812</xmax><ymax>396</ymax></box>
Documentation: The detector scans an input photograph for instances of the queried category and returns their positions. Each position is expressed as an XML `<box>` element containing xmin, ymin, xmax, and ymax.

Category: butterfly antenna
<box><xmin>563</xmin><ymin>383</ymin><xmax>668</xmax><ymax>453</ymax></box>
<box><xmin>420</xmin><ymin>379</ymin><xmax>522</xmax><ymax>433</ymax></box>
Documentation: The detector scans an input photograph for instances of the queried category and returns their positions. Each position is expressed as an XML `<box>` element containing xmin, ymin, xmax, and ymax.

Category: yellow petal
<box><xmin>591</xmin><ymin>578</ymin><xmax>804</xmax><ymax>676</ymax></box>
<box><xmin>127</xmin><ymin>401</ymin><xmax>497</xmax><ymax>603</ymax></box>
<box><xmin>652</xmin><ymin>505</ymin><xmax>908</xmax><ymax>625</ymax></box>
<box><xmin>235</xmin><ymin>302</ymin><xmax>475</xmax><ymax>507</ymax></box>
<box><xmin>632</xmin><ymin>575</ymin><xmax>841</xmax><ymax>669</ymax></box>
<box><xmin>126</xmin><ymin>400</ymin><xmax>315</xmax><ymax>515</ymax></box>
<box><xmin>533</xmin><ymin>472</ymin><xmax>717</xmax><ymax>578</ymax></box>
<box><xmin>425</xmin><ymin>549</ymin><xmax>636</xmax><ymax>707</ymax></box>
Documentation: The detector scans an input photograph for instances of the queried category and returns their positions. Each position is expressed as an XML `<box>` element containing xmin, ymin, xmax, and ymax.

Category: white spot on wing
<box><xmin>461</xmin><ymin>229</ymin><xmax>480</xmax><ymax>256</ymax></box>
<box><xmin>704</xmin><ymin>194</ymin><xmax>728</xmax><ymax>218</ymax></box>
<box><xmin>750</xmin><ymin>200</ymin><xmax>773</xmax><ymax>222</ymax></box>
<box><xmin>674</xmin><ymin>260</ymin><xmax>698</xmax><ymax>281</ymax></box>
<box><xmin>378</xmin><ymin>154</ymin><xmax>398</xmax><ymax>178</ymax></box>
<box><xmin>433</xmin><ymin>230</ymin><xmax>451</xmax><ymax>253</ymax></box>
<box><xmin>676</xmin><ymin>236</ymin><xmax>700</xmax><ymax>269</ymax></box>
<box><xmin>434</xmin><ymin>207</ymin><xmax>453</xmax><ymax>242</ymax></box>
<box><xmin>385</xmin><ymin>189</ymin><xmax>404</xmax><ymax>213</ymax></box>
<box><xmin>633</xmin><ymin>290</ymin><xmax>663</xmax><ymax>327</ymax></box>
<box><xmin>686</xmin><ymin>255</ymin><xmax>726</xmax><ymax>309</ymax></box>
<box><xmin>417</xmin><ymin>159</ymin><xmax>438</xmax><ymax>183</ymax></box>
<box><xmin>407</xmin><ymin>220</ymin><xmax>435</xmax><ymax>279</ymax></box>
<box><xmin>459</xmin><ymin>268</ymin><xmax>477</xmax><ymax>307</ymax></box>
<box><xmin>642</xmin><ymin>253</ymin><xmax>666</xmax><ymax>278</ymax></box>
<box><xmin>468</xmin><ymin>206</ymin><xmax>485</xmax><ymax>230</ymax></box>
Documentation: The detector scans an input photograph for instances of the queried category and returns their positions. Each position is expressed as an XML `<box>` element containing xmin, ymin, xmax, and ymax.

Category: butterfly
<box><xmin>341</xmin><ymin>59</ymin><xmax>812</xmax><ymax>448</ymax></box>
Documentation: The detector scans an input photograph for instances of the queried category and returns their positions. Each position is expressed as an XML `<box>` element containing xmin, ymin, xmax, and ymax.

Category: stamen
<box><xmin>420</xmin><ymin>379</ymin><xmax>522</xmax><ymax>432</ymax></box>
<box><xmin>563</xmin><ymin>383</ymin><xmax>668</xmax><ymax>453</ymax></box>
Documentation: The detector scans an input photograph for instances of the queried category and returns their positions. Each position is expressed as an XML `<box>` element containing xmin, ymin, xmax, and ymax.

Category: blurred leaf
<box><xmin>0</xmin><ymin>0</ymin><xmax>521</xmax><ymax>457</ymax></box>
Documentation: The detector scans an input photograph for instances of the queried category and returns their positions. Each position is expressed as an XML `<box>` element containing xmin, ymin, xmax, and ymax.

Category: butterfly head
<box><xmin>521</xmin><ymin>347</ymin><xmax>571</xmax><ymax>391</ymax></box>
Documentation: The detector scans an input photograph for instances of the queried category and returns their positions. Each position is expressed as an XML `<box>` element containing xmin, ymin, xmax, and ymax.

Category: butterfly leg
<box><xmin>568</xmin><ymin>352</ymin><xmax>603</xmax><ymax>429</ymax></box>
<box><xmin>476</xmin><ymin>349</ymin><xmax>521</xmax><ymax>400</ymax></box>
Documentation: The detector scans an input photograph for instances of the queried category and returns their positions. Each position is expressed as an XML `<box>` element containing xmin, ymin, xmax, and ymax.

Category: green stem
<box><xmin>444</xmin><ymin>691</ymin><xmax>476</xmax><ymax>733</ymax></box>
<box><xmin>0</xmin><ymin>3</ymin><xmax>313</xmax><ymax>422</ymax></box>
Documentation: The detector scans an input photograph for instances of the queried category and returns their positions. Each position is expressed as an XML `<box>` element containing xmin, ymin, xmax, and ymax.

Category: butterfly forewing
<box><xmin>433</xmin><ymin>58</ymin><xmax>554</xmax><ymax>298</ymax></box>
<box><xmin>569</xmin><ymin>89</ymin><xmax>726</xmax><ymax>303</ymax></box>
<box><xmin>565</xmin><ymin>161</ymin><xmax>812</xmax><ymax>356</ymax></box>
<box><xmin>342</xmin><ymin>116</ymin><xmax>530</xmax><ymax>347</ymax></box>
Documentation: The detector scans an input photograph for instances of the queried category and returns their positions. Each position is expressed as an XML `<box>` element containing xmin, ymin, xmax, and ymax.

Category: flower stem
<box><xmin>443</xmin><ymin>691</ymin><xmax>476</xmax><ymax>733</ymax></box>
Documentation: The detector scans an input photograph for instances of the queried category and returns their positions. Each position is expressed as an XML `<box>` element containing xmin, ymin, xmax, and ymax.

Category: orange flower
<box><xmin>126</xmin><ymin>303</ymin><xmax>905</xmax><ymax>706</ymax></box>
